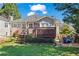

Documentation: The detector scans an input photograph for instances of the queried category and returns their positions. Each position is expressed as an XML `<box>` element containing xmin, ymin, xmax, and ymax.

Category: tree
<box><xmin>60</xmin><ymin>23</ymin><xmax>76</xmax><ymax>35</ymax></box>
<box><xmin>54</xmin><ymin>3</ymin><xmax>79</xmax><ymax>33</ymax></box>
<box><xmin>0</xmin><ymin>3</ymin><xmax>20</xmax><ymax>20</ymax></box>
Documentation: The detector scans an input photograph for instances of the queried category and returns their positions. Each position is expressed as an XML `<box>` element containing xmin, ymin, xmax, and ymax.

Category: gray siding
<box><xmin>0</xmin><ymin>20</ymin><xmax>11</xmax><ymax>37</ymax></box>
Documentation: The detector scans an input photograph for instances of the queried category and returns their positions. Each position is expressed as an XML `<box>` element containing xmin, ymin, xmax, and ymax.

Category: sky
<box><xmin>0</xmin><ymin>3</ymin><xmax>64</xmax><ymax>21</ymax></box>
<box><xmin>0</xmin><ymin>4</ymin><xmax>3</xmax><ymax>8</ymax></box>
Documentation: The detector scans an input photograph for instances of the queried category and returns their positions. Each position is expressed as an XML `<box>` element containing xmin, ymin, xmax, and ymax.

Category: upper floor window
<box><xmin>17</xmin><ymin>24</ymin><xmax>21</xmax><ymax>28</ymax></box>
<box><xmin>41</xmin><ymin>23</ymin><xmax>48</xmax><ymax>27</ymax></box>
<box><xmin>29</xmin><ymin>24</ymin><xmax>33</xmax><ymax>28</ymax></box>
<box><xmin>14</xmin><ymin>24</ymin><xmax>17</xmax><ymax>27</ymax></box>
<box><xmin>46</xmin><ymin>23</ymin><xmax>48</xmax><ymax>27</ymax></box>
<box><xmin>5</xmin><ymin>23</ymin><xmax>8</xmax><ymax>27</ymax></box>
<box><xmin>22</xmin><ymin>24</ymin><xmax>26</xmax><ymax>29</ymax></box>
<box><xmin>42</xmin><ymin>23</ymin><xmax>45</xmax><ymax>27</ymax></box>
<box><xmin>6</xmin><ymin>32</ymin><xmax>8</xmax><ymax>36</ymax></box>
<box><xmin>34</xmin><ymin>23</ymin><xmax>39</xmax><ymax>28</ymax></box>
<box><xmin>50</xmin><ymin>24</ymin><xmax>53</xmax><ymax>27</ymax></box>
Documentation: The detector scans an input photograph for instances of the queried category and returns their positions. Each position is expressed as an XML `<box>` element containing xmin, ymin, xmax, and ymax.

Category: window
<box><xmin>50</xmin><ymin>24</ymin><xmax>53</xmax><ymax>27</ymax></box>
<box><xmin>5</xmin><ymin>23</ymin><xmax>8</xmax><ymax>27</ymax></box>
<box><xmin>42</xmin><ymin>23</ymin><xmax>45</xmax><ymax>27</ymax></box>
<box><xmin>41</xmin><ymin>23</ymin><xmax>48</xmax><ymax>27</ymax></box>
<box><xmin>46</xmin><ymin>23</ymin><xmax>48</xmax><ymax>27</ymax></box>
<box><xmin>29</xmin><ymin>24</ymin><xmax>33</xmax><ymax>28</ymax></box>
<box><xmin>22</xmin><ymin>24</ymin><xmax>26</xmax><ymax>29</ymax></box>
<box><xmin>13</xmin><ymin>24</ymin><xmax>17</xmax><ymax>27</ymax></box>
<box><xmin>13</xmin><ymin>23</ymin><xmax>21</xmax><ymax>28</ymax></box>
<box><xmin>34</xmin><ymin>23</ymin><xmax>39</xmax><ymax>28</ymax></box>
<box><xmin>17</xmin><ymin>24</ymin><xmax>21</xmax><ymax>28</ymax></box>
<box><xmin>6</xmin><ymin>32</ymin><xmax>8</xmax><ymax>36</ymax></box>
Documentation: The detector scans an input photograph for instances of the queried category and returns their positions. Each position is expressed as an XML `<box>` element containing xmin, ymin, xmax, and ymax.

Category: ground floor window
<box><xmin>6</xmin><ymin>32</ymin><xmax>8</xmax><ymax>36</ymax></box>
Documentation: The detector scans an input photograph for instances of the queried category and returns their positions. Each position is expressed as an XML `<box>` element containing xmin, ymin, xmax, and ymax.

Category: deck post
<box><xmin>54</xmin><ymin>22</ymin><xmax>60</xmax><ymax>45</ymax></box>
<box><xmin>36</xmin><ymin>29</ymin><xmax>37</xmax><ymax>37</ymax></box>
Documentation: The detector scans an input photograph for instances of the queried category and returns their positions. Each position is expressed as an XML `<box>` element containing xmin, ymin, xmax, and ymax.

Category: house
<box><xmin>0</xmin><ymin>16</ymin><xmax>11</xmax><ymax>37</ymax></box>
<box><xmin>11</xmin><ymin>15</ymin><xmax>60</xmax><ymax>38</ymax></box>
<box><xmin>0</xmin><ymin>15</ymin><xmax>61</xmax><ymax>38</ymax></box>
<box><xmin>26</xmin><ymin>15</ymin><xmax>60</xmax><ymax>38</ymax></box>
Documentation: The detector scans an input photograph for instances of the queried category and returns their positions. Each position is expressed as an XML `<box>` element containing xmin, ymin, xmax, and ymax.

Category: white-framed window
<box><xmin>41</xmin><ymin>23</ymin><xmax>49</xmax><ymax>27</ymax></box>
<box><xmin>5</xmin><ymin>23</ymin><xmax>8</xmax><ymax>27</ymax></box>
<box><xmin>34</xmin><ymin>23</ymin><xmax>39</xmax><ymax>28</ymax></box>
<box><xmin>46</xmin><ymin>23</ymin><xmax>49</xmax><ymax>27</ymax></box>
<box><xmin>17</xmin><ymin>24</ymin><xmax>21</xmax><ymax>28</ymax></box>
<box><xmin>14</xmin><ymin>24</ymin><xmax>17</xmax><ymax>27</ymax></box>
<box><xmin>29</xmin><ymin>24</ymin><xmax>33</xmax><ymax>28</ymax></box>
<box><xmin>22</xmin><ymin>24</ymin><xmax>26</xmax><ymax>29</ymax></box>
<box><xmin>6</xmin><ymin>32</ymin><xmax>8</xmax><ymax>36</ymax></box>
<box><xmin>41</xmin><ymin>23</ymin><xmax>45</xmax><ymax>27</ymax></box>
<box><xmin>50</xmin><ymin>24</ymin><xmax>53</xmax><ymax>27</ymax></box>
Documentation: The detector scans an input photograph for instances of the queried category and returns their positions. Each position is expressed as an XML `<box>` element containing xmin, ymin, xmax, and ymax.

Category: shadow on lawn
<box><xmin>0</xmin><ymin>43</ymin><xmax>79</xmax><ymax>56</ymax></box>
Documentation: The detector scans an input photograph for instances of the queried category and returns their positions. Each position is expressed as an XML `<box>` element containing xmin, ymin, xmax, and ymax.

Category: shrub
<box><xmin>4</xmin><ymin>37</ymin><xmax>17</xmax><ymax>43</ymax></box>
<box><xmin>16</xmin><ymin>34</ymin><xmax>54</xmax><ymax>44</ymax></box>
<box><xmin>26</xmin><ymin>36</ymin><xmax>54</xmax><ymax>43</ymax></box>
<box><xmin>60</xmin><ymin>23</ymin><xmax>76</xmax><ymax>36</ymax></box>
<box><xmin>74</xmin><ymin>34</ymin><xmax>79</xmax><ymax>43</ymax></box>
<box><xmin>0</xmin><ymin>37</ymin><xmax>17</xmax><ymax>45</ymax></box>
<box><xmin>0</xmin><ymin>38</ymin><xmax>5</xmax><ymax>44</ymax></box>
<box><xmin>16</xmin><ymin>35</ymin><xmax>28</xmax><ymax>44</ymax></box>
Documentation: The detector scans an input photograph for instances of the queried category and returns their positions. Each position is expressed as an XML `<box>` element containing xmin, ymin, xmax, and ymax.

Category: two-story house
<box><xmin>11</xmin><ymin>15</ymin><xmax>60</xmax><ymax>38</ymax></box>
<box><xmin>0</xmin><ymin>15</ymin><xmax>60</xmax><ymax>38</ymax></box>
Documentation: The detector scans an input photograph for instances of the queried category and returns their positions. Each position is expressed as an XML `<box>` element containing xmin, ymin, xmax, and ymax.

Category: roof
<box><xmin>26</xmin><ymin>14</ymin><xmax>58</xmax><ymax>23</ymax></box>
<box><xmin>26</xmin><ymin>14</ymin><xmax>41</xmax><ymax>22</ymax></box>
<box><xmin>10</xmin><ymin>19</ymin><xmax>27</xmax><ymax>24</ymax></box>
<box><xmin>0</xmin><ymin>14</ymin><xmax>61</xmax><ymax>24</ymax></box>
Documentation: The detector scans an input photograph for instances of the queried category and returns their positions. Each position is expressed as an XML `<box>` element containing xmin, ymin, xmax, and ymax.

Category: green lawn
<box><xmin>0</xmin><ymin>43</ymin><xmax>79</xmax><ymax>56</ymax></box>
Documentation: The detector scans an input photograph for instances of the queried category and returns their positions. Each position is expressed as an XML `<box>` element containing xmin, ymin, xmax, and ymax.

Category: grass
<box><xmin>0</xmin><ymin>42</ymin><xmax>79</xmax><ymax>56</ymax></box>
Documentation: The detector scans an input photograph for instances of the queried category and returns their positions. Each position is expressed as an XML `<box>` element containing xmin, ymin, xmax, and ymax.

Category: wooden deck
<box><xmin>33</xmin><ymin>27</ymin><xmax>56</xmax><ymax>38</ymax></box>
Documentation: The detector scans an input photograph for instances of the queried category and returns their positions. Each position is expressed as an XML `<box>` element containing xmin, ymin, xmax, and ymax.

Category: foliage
<box><xmin>26</xmin><ymin>38</ymin><xmax>54</xmax><ymax>43</ymax></box>
<box><xmin>0</xmin><ymin>37</ymin><xmax>17</xmax><ymax>45</ymax></box>
<box><xmin>54</xmin><ymin>3</ymin><xmax>79</xmax><ymax>33</ymax></box>
<box><xmin>4</xmin><ymin>37</ymin><xmax>17</xmax><ymax>43</ymax></box>
<box><xmin>16</xmin><ymin>34</ymin><xmax>54</xmax><ymax>43</ymax></box>
<box><xmin>0</xmin><ymin>43</ymin><xmax>79</xmax><ymax>56</ymax></box>
<box><xmin>0</xmin><ymin>39</ymin><xmax>5</xmax><ymax>44</ymax></box>
<box><xmin>60</xmin><ymin>23</ymin><xmax>76</xmax><ymax>35</ymax></box>
<box><xmin>74</xmin><ymin>34</ymin><xmax>79</xmax><ymax>43</ymax></box>
<box><xmin>0</xmin><ymin>3</ymin><xmax>20</xmax><ymax>20</ymax></box>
